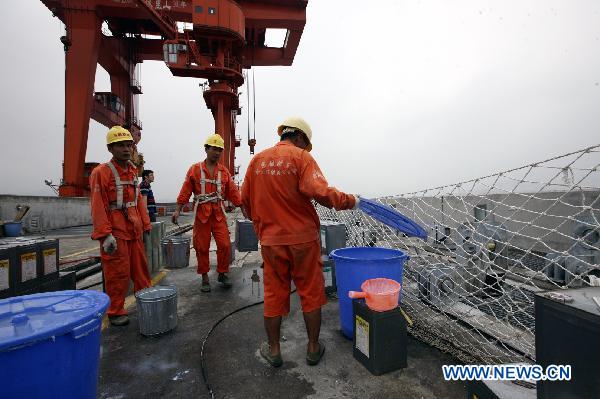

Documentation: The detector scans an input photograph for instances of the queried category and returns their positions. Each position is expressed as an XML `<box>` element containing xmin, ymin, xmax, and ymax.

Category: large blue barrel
<box><xmin>0</xmin><ymin>290</ymin><xmax>109</xmax><ymax>399</ymax></box>
<box><xmin>331</xmin><ymin>247</ymin><xmax>408</xmax><ymax>339</ymax></box>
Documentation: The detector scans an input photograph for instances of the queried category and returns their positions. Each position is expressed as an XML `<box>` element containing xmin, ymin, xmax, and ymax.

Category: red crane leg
<box><xmin>110</xmin><ymin>73</ymin><xmax>130</xmax><ymax>121</ymax></box>
<box><xmin>229</xmin><ymin>112</ymin><xmax>237</xmax><ymax>174</ymax></box>
<box><xmin>203</xmin><ymin>82</ymin><xmax>239</xmax><ymax>173</ymax></box>
<box><xmin>110</xmin><ymin>72</ymin><xmax>140</xmax><ymax>136</ymax></box>
<box><xmin>215</xmin><ymin>98</ymin><xmax>234</xmax><ymax>172</ymax></box>
<box><xmin>59</xmin><ymin>11</ymin><xmax>102</xmax><ymax>197</ymax></box>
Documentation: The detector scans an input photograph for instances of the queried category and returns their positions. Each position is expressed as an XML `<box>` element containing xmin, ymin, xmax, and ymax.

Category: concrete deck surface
<box><xmin>48</xmin><ymin>215</ymin><xmax>467</xmax><ymax>398</ymax></box>
<box><xmin>96</xmin><ymin>251</ymin><xmax>467</xmax><ymax>398</ymax></box>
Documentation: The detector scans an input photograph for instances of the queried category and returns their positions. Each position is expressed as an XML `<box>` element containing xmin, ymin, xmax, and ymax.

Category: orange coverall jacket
<box><xmin>90</xmin><ymin>160</ymin><xmax>151</xmax><ymax>240</ymax></box>
<box><xmin>241</xmin><ymin>141</ymin><xmax>356</xmax><ymax>245</ymax></box>
<box><xmin>176</xmin><ymin>161</ymin><xmax>242</xmax><ymax>221</ymax></box>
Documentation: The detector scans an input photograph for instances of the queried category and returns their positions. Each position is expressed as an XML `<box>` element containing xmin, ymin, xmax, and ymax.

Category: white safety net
<box><xmin>317</xmin><ymin>144</ymin><xmax>600</xmax><ymax>364</ymax></box>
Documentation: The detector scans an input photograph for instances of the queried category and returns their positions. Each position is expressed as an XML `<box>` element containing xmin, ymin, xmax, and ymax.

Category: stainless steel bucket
<box><xmin>135</xmin><ymin>285</ymin><xmax>178</xmax><ymax>336</ymax></box>
<box><xmin>161</xmin><ymin>236</ymin><xmax>191</xmax><ymax>268</ymax></box>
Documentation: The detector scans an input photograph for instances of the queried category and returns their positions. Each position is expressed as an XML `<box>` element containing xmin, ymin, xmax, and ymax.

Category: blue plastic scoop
<box><xmin>358</xmin><ymin>197</ymin><xmax>428</xmax><ymax>241</ymax></box>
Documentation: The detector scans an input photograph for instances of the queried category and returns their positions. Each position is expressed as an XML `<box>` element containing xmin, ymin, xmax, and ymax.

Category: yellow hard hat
<box><xmin>106</xmin><ymin>126</ymin><xmax>133</xmax><ymax>145</ymax></box>
<box><xmin>277</xmin><ymin>117</ymin><xmax>312</xmax><ymax>152</ymax></box>
<box><xmin>205</xmin><ymin>133</ymin><xmax>225</xmax><ymax>149</ymax></box>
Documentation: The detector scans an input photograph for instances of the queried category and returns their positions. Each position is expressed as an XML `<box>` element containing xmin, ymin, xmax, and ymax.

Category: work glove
<box><xmin>352</xmin><ymin>195</ymin><xmax>361</xmax><ymax>210</ymax></box>
<box><xmin>171</xmin><ymin>210</ymin><xmax>180</xmax><ymax>225</ymax></box>
<box><xmin>102</xmin><ymin>234</ymin><xmax>117</xmax><ymax>255</ymax></box>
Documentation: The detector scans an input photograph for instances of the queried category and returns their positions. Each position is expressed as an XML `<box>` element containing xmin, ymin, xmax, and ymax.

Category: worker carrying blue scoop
<box><xmin>242</xmin><ymin>116</ymin><xmax>426</xmax><ymax>368</ymax></box>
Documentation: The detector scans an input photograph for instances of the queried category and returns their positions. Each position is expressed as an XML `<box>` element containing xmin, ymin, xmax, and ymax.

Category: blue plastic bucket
<box><xmin>3</xmin><ymin>222</ymin><xmax>23</xmax><ymax>237</ymax></box>
<box><xmin>330</xmin><ymin>247</ymin><xmax>408</xmax><ymax>339</ymax></box>
<box><xmin>0</xmin><ymin>290</ymin><xmax>110</xmax><ymax>399</ymax></box>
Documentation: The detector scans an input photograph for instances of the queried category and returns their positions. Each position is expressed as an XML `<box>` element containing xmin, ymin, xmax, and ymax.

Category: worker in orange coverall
<box><xmin>172</xmin><ymin>133</ymin><xmax>243</xmax><ymax>292</ymax></box>
<box><xmin>241</xmin><ymin>117</ymin><xmax>358</xmax><ymax>367</ymax></box>
<box><xmin>90</xmin><ymin>126</ymin><xmax>152</xmax><ymax>327</ymax></box>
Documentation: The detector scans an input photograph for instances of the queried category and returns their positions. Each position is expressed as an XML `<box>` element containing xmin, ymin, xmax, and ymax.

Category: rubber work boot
<box><xmin>306</xmin><ymin>341</ymin><xmax>325</xmax><ymax>366</ymax></box>
<box><xmin>201</xmin><ymin>280</ymin><xmax>211</xmax><ymax>293</ymax></box>
<box><xmin>260</xmin><ymin>342</ymin><xmax>283</xmax><ymax>368</ymax></box>
<box><xmin>218</xmin><ymin>273</ymin><xmax>232</xmax><ymax>288</ymax></box>
<box><xmin>109</xmin><ymin>315</ymin><xmax>130</xmax><ymax>327</ymax></box>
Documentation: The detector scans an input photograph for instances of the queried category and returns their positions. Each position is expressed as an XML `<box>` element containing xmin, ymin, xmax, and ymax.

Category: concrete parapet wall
<box><xmin>0</xmin><ymin>195</ymin><xmax>91</xmax><ymax>232</ymax></box>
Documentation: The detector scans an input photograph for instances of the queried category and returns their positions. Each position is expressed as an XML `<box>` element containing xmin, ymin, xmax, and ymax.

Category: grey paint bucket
<box><xmin>135</xmin><ymin>286</ymin><xmax>178</xmax><ymax>336</ymax></box>
<box><xmin>161</xmin><ymin>236</ymin><xmax>191</xmax><ymax>268</ymax></box>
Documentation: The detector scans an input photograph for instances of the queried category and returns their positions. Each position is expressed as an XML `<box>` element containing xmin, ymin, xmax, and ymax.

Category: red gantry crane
<box><xmin>40</xmin><ymin>0</ymin><xmax>309</xmax><ymax>197</ymax></box>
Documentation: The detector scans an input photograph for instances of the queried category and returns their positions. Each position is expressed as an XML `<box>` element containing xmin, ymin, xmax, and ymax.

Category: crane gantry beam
<box><xmin>39</xmin><ymin>0</ymin><xmax>309</xmax><ymax>197</ymax></box>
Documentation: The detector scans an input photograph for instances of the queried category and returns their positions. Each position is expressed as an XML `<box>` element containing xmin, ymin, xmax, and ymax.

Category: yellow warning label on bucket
<box><xmin>43</xmin><ymin>249</ymin><xmax>57</xmax><ymax>274</ymax></box>
<box><xmin>355</xmin><ymin>315</ymin><xmax>370</xmax><ymax>358</ymax></box>
<box><xmin>21</xmin><ymin>252</ymin><xmax>37</xmax><ymax>282</ymax></box>
<box><xmin>0</xmin><ymin>259</ymin><xmax>9</xmax><ymax>290</ymax></box>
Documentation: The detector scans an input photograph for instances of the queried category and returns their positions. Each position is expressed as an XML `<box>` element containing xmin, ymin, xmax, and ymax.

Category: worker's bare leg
<box><xmin>303</xmin><ymin>308</ymin><xmax>321</xmax><ymax>353</ymax></box>
<box><xmin>264</xmin><ymin>316</ymin><xmax>282</xmax><ymax>355</ymax></box>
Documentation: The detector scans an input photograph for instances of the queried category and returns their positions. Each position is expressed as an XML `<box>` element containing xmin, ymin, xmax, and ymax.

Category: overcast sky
<box><xmin>1</xmin><ymin>0</ymin><xmax>599</xmax><ymax>200</ymax></box>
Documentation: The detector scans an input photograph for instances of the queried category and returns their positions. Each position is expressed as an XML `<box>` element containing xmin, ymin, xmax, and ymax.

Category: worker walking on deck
<box><xmin>241</xmin><ymin>117</ymin><xmax>358</xmax><ymax>367</ymax></box>
<box><xmin>172</xmin><ymin>133</ymin><xmax>242</xmax><ymax>292</ymax></box>
<box><xmin>90</xmin><ymin>126</ymin><xmax>152</xmax><ymax>327</ymax></box>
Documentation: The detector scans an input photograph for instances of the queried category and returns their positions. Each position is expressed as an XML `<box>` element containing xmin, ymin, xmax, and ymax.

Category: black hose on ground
<box><xmin>200</xmin><ymin>288</ymin><xmax>297</xmax><ymax>399</ymax></box>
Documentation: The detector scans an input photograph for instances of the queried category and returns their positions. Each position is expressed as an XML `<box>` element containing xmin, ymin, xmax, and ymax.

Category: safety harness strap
<box><xmin>106</xmin><ymin>161</ymin><xmax>139</xmax><ymax>210</ymax></box>
<box><xmin>193</xmin><ymin>166</ymin><xmax>226</xmax><ymax>216</ymax></box>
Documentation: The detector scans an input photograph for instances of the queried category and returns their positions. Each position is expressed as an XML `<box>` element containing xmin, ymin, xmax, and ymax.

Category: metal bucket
<box><xmin>135</xmin><ymin>285</ymin><xmax>178</xmax><ymax>336</ymax></box>
<box><xmin>161</xmin><ymin>236</ymin><xmax>191</xmax><ymax>268</ymax></box>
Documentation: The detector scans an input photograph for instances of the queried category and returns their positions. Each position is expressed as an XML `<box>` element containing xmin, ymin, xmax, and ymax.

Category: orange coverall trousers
<box><xmin>100</xmin><ymin>237</ymin><xmax>151</xmax><ymax>316</ymax></box>
<box><xmin>193</xmin><ymin>212</ymin><xmax>231</xmax><ymax>275</ymax></box>
<box><xmin>261</xmin><ymin>239</ymin><xmax>326</xmax><ymax>317</ymax></box>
